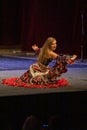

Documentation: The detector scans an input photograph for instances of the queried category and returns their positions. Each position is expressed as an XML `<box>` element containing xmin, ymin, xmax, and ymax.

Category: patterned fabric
<box><xmin>2</xmin><ymin>55</ymin><xmax>73</xmax><ymax>88</ymax></box>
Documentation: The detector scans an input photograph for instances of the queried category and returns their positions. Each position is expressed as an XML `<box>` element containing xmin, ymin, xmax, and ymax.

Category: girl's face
<box><xmin>50</xmin><ymin>40</ymin><xmax>57</xmax><ymax>51</ymax></box>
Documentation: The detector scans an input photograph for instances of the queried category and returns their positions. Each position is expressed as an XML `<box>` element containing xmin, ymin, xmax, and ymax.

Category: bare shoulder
<box><xmin>49</xmin><ymin>51</ymin><xmax>58</xmax><ymax>59</ymax></box>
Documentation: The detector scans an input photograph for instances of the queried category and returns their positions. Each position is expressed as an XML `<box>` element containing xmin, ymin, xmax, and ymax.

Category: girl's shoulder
<box><xmin>49</xmin><ymin>51</ymin><xmax>58</xmax><ymax>59</ymax></box>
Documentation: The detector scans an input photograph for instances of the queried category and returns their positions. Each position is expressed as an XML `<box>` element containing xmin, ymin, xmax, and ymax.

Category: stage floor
<box><xmin>0</xmin><ymin>55</ymin><xmax>87</xmax><ymax>97</ymax></box>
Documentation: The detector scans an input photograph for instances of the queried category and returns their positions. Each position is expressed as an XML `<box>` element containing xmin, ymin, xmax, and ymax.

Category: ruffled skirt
<box><xmin>2</xmin><ymin>61</ymin><xmax>69</xmax><ymax>88</ymax></box>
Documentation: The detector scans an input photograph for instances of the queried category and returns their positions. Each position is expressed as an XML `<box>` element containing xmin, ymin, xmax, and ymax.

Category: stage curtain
<box><xmin>0</xmin><ymin>0</ymin><xmax>86</xmax><ymax>56</ymax></box>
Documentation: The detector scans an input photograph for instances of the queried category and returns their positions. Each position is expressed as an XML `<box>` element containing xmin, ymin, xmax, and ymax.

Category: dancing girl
<box><xmin>2</xmin><ymin>37</ymin><xmax>77</xmax><ymax>88</ymax></box>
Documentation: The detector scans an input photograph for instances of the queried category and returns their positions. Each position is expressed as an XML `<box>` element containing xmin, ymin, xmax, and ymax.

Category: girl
<box><xmin>2</xmin><ymin>37</ymin><xmax>77</xmax><ymax>88</ymax></box>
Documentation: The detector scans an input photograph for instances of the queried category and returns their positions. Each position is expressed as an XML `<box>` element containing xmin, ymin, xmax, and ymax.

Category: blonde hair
<box><xmin>38</xmin><ymin>37</ymin><xmax>56</xmax><ymax>63</ymax></box>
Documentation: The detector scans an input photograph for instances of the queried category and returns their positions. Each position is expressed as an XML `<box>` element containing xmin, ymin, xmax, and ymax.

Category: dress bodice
<box><xmin>41</xmin><ymin>58</ymin><xmax>53</xmax><ymax>66</ymax></box>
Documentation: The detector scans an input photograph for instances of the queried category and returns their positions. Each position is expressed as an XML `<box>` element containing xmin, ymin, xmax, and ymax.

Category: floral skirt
<box><xmin>2</xmin><ymin>62</ymin><xmax>69</xmax><ymax>88</ymax></box>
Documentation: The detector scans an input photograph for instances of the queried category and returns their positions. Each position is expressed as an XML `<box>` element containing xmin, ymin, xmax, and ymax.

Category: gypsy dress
<box><xmin>2</xmin><ymin>55</ymin><xmax>74</xmax><ymax>88</ymax></box>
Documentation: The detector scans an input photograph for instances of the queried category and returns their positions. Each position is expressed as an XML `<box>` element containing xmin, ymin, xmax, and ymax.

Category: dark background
<box><xmin>0</xmin><ymin>0</ymin><xmax>87</xmax><ymax>57</ymax></box>
<box><xmin>1</xmin><ymin>92</ymin><xmax>87</xmax><ymax>130</ymax></box>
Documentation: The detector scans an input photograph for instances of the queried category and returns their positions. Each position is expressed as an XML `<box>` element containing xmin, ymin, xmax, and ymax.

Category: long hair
<box><xmin>38</xmin><ymin>37</ymin><xmax>56</xmax><ymax>63</ymax></box>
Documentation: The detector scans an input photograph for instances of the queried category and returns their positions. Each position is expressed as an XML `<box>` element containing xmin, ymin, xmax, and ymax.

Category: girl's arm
<box><xmin>55</xmin><ymin>54</ymin><xmax>77</xmax><ymax>65</ymax></box>
<box><xmin>32</xmin><ymin>44</ymin><xmax>40</xmax><ymax>54</ymax></box>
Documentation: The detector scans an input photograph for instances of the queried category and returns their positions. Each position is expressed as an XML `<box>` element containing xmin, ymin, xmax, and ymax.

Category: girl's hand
<box><xmin>67</xmin><ymin>55</ymin><xmax>77</xmax><ymax>64</ymax></box>
<box><xmin>71</xmin><ymin>55</ymin><xmax>77</xmax><ymax>61</ymax></box>
<box><xmin>32</xmin><ymin>44</ymin><xmax>39</xmax><ymax>51</ymax></box>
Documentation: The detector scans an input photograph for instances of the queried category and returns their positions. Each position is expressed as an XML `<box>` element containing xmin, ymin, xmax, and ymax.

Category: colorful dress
<box><xmin>2</xmin><ymin>55</ymin><xmax>74</xmax><ymax>88</ymax></box>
